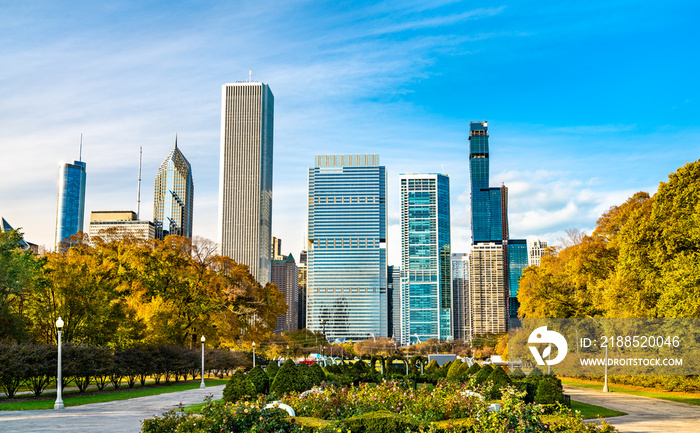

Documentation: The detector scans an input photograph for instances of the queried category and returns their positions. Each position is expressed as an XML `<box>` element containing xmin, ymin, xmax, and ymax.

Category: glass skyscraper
<box><xmin>307</xmin><ymin>154</ymin><xmax>387</xmax><ymax>341</ymax></box>
<box><xmin>55</xmin><ymin>160</ymin><xmax>86</xmax><ymax>249</ymax></box>
<box><xmin>399</xmin><ymin>173</ymin><xmax>451</xmax><ymax>345</ymax></box>
<box><xmin>218</xmin><ymin>81</ymin><xmax>273</xmax><ymax>284</ymax></box>
<box><xmin>154</xmin><ymin>138</ymin><xmax>193</xmax><ymax>239</ymax></box>
<box><xmin>507</xmin><ymin>239</ymin><xmax>528</xmax><ymax>323</ymax></box>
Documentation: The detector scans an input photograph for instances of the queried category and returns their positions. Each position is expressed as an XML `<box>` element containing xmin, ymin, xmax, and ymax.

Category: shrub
<box><xmin>309</xmin><ymin>362</ymin><xmax>326</xmax><ymax>385</ymax></box>
<box><xmin>223</xmin><ymin>370</ymin><xmax>256</xmax><ymax>402</ymax></box>
<box><xmin>534</xmin><ymin>374</ymin><xmax>565</xmax><ymax>405</ymax></box>
<box><xmin>297</xmin><ymin>362</ymin><xmax>314</xmax><ymax>390</ymax></box>
<box><xmin>425</xmin><ymin>359</ymin><xmax>439</xmax><ymax>372</ymax></box>
<box><xmin>270</xmin><ymin>359</ymin><xmax>307</xmax><ymax>396</ymax></box>
<box><xmin>510</xmin><ymin>367</ymin><xmax>526</xmax><ymax>377</ymax></box>
<box><xmin>466</xmin><ymin>361</ymin><xmax>481</xmax><ymax>376</ymax></box>
<box><xmin>265</xmin><ymin>360</ymin><xmax>280</xmax><ymax>380</ymax></box>
<box><xmin>247</xmin><ymin>365</ymin><xmax>269</xmax><ymax>395</ymax></box>
<box><xmin>473</xmin><ymin>363</ymin><xmax>494</xmax><ymax>385</ymax></box>
<box><xmin>338</xmin><ymin>410</ymin><xmax>423</xmax><ymax>433</ymax></box>
<box><xmin>446</xmin><ymin>359</ymin><xmax>463</xmax><ymax>380</ymax></box>
<box><xmin>486</xmin><ymin>366</ymin><xmax>512</xmax><ymax>399</ymax></box>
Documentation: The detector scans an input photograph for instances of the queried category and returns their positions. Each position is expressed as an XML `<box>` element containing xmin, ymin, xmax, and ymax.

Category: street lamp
<box><xmin>200</xmin><ymin>336</ymin><xmax>206</xmax><ymax>389</ymax></box>
<box><xmin>252</xmin><ymin>342</ymin><xmax>256</xmax><ymax>368</ymax></box>
<box><xmin>286</xmin><ymin>344</ymin><xmax>290</xmax><ymax>360</ymax></box>
<box><xmin>54</xmin><ymin>317</ymin><xmax>64</xmax><ymax>410</ymax></box>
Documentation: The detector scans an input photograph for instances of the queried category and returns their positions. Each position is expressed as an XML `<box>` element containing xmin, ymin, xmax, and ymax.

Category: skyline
<box><xmin>1</xmin><ymin>1</ymin><xmax>699</xmax><ymax>267</ymax></box>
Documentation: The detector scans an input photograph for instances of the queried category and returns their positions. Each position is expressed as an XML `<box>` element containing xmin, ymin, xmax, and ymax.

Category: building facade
<box><xmin>271</xmin><ymin>253</ymin><xmax>299</xmax><ymax>333</ymax></box>
<box><xmin>153</xmin><ymin>138</ymin><xmax>193</xmax><ymax>239</ymax></box>
<box><xmin>507</xmin><ymin>239</ymin><xmax>528</xmax><ymax>325</ymax></box>
<box><xmin>387</xmin><ymin>265</ymin><xmax>401</xmax><ymax>340</ymax></box>
<box><xmin>469</xmin><ymin>243</ymin><xmax>506</xmax><ymax>337</ymax></box>
<box><xmin>307</xmin><ymin>154</ymin><xmax>387</xmax><ymax>341</ymax></box>
<box><xmin>55</xmin><ymin>160</ymin><xmax>86</xmax><ymax>249</ymax></box>
<box><xmin>528</xmin><ymin>239</ymin><xmax>549</xmax><ymax>267</ymax></box>
<box><xmin>89</xmin><ymin>211</ymin><xmax>155</xmax><ymax>242</ymax></box>
<box><xmin>451</xmin><ymin>253</ymin><xmax>469</xmax><ymax>341</ymax></box>
<box><xmin>218</xmin><ymin>81</ymin><xmax>274</xmax><ymax>284</ymax></box>
<box><xmin>399</xmin><ymin>173</ymin><xmax>451</xmax><ymax>345</ymax></box>
<box><xmin>297</xmin><ymin>250</ymin><xmax>307</xmax><ymax>330</ymax></box>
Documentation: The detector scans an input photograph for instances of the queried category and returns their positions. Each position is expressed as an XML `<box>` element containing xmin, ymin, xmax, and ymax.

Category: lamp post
<box><xmin>54</xmin><ymin>317</ymin><xmax>64</xmax><ymax>410</ymax></box>
<box><xmin>286</xmin><ymin>344</ymin><xmax>290</xmax><ymax>360</ymax></box>
<box><xmin>603</xmin><ymin>344</ymin><xmax>609</xmax><ymax>392</ymax></box>
<box><xmin>200</xmin><ymin>336</ymin><xmax>206</xmax><ymax>389</ymax></box>
<box><xmin>252</xmin><ymin>342</ymin><xmax>256</xmax><ymax>368</ymax></box>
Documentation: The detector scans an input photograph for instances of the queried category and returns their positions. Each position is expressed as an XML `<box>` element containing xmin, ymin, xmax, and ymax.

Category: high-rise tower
<box><xmin>307</xmin><ymin>154</ymin><xmax>387</xmax><ymax>341</ymax></box>
<box><xmin>55</xmin><ymin>142</ymin><xmax>86</xmax><ymax>249</ymax></box>
<box><xmin>218</xmin><ymin>81</ymin><xmax>274</xmax><ymax>284</ymax></box>
<box><xmin>154</xmin><ymin>137</ymin><xmax>194</xmax><ymax>239</ymax></box>
<box><xmin>399</xmin><ymin>173</ymin><xmax>451</xmax><ymax>345</ymax></box>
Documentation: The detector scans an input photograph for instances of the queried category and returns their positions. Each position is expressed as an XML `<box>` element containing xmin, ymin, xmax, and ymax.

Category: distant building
<box><xmin>528</xmin><ymin>239</ymin><xmax>549</xmax><ymax>267</ymax></box>
<box><xmin>469</xmin><ymin>243</ymin><xmax>506</xmax><ymax>338</ymax></box>
<box><xmin>297</xmin><ymin>251</ymin><xmax>307</xmax><ymax>330</ymax></box>
<box><xmin>507</xmin><ymin>239</ymin><xmax>528</xmax><ymax>326</ymax></box>
<box><xmin>89</xmin><ymin>211</ymin><xmax>155</xmax><ymax>242</ymax></box>
<box><xmin>1</xmin><ymin>217</ymin><xmax>38</xmax><ymax>253</ymax></box>
<box><xmin>55</xmin><ymin>160</ymin><xmax>86</xmax><ymax>249</ymax></box>
<box><xmin>399</xmin><ymin>173</ymin><xmax>451</xmax><ymax>345</ymax></box>
<box><xmin>271</xmin><ymin>237</ymin><xmax>284</xmax><ymax>261</ymax></box>
<box><xmin>307</xmin><ymin>154</ymin><xmax>387</xmax><ymax>341</ymax></box>
<box><xmin>218</xmin><ymin>81</ymin><xmax>274</xmax><ymax>284</ymax></box>
<box><xmin>387</xmin><ymin>265</ymin><xmax>400</xmax><ymax>341</ymax></box>
<box><xmin>451</xmin><ymin>253</ymin><xmax>469</xmax><ymax>341</ymax></box>
<box><xmin>153</xmin><ymin>137</ymin><xmax>194</xmax><ymax>239</ymax></box>
<box><xmin>271</xmin><ymin>253</ymin><xmax>299</xmax><ymax>333</ymax></box>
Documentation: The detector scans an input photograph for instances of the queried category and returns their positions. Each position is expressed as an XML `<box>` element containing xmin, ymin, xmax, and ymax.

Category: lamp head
<box><xmin>201</xmin><ymin>335</ymin><xmax>206</xmax><ymax>342</ymax></box>
<box><xmin>252</xmin><ymin>342</ymin><xmax>255</xmax><ymax>347</ymax></box>
<box><xmin>56</xmin><ymin>317</ymin><xmax>64</xmax><ymax>329</ymax></box>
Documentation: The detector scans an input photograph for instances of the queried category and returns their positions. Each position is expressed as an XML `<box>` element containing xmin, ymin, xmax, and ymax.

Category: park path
<box><xmin>565</xmin><ymin>385</ymin><xmax>700</xmax><ymax>432</ymax></box>
<box><xmin>0</xmin><ymin>384</ymin><xmax>224</xmax><ymax>433</ymax></box>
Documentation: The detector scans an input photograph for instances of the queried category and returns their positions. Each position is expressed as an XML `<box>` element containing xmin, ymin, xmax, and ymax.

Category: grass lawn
<box><xmin>0</xmin><ymin>379</ymin><xmax>227</xmax><ymax>411</ymax></box>
<box><xmin>570</xmin><ymin>399</ymin><xmax>626</xmax><ymax>419</ymax></box>
<box><xmin>561</xmin><ymin>377</ymin><xmax>700</xmax><ymax>406</ymax></box>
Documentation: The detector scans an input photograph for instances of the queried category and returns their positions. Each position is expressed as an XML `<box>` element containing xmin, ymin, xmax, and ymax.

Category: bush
<box><xmin>309</xmin><ymin>362</ymin><xmax>326</xmax><ymax>385</ymax></box>
<box><xmin>222</xmin><ymin>370</ymin><xmax>256</xmax><ymax>402</ymax></box>
<box><xmin>486</xmin><ymin>366</ymin><xmax>512</xmax><ymax>399</ymax></box>
<box><xmin>510</xmin><ymin>367</ymin><xmax>526</xmax><ymax>377</ymax></box>
<box><xmin>446</xmin><ymin>359</ymin><xmax>463</xmax><ymax>380</ymax></box>
<box><xmin>247</xmin><ymin>365</ymin><xmax>269</xmax><ymax>395</ymax></box>
<box><xmin>338</xmin><ymin>410</ymin><xmax>423</xmax><ymax>433</ymax></box>
<box><xmin>466</xmin><ymin>361</ymin><xmax>481</xmax><ymax>376</ymax></box>
<box><xmin>265</xmin><ymin>360</ymin><xmax>280</xmax><ymax>380</ymax></box>
<box><xmin>270</xmin><ymin>359</ymin><xmax>307</xmax><ymax>396</ymax></box>
<box><xmin>473</xmin><ymin>363</ymin><xmax>494</xmax><ymax>385</ymax></box>
<box><xmin>534</xmin><ymin>374</ymin><xmax>565</xmax><ymax>405</ymax></box>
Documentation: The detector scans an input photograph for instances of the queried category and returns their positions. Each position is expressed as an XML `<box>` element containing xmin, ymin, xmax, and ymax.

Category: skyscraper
<box><xmin>399</xmin><ymin>173</ymin><xmax>451</xmax><ymax>345</ymax></box>
<box><xmin>307</xmin><ymin>154</ymin><xmax>387</xmax><ymax>341</ymax></box>
<box><xmin>388</xmin><ymin>265</ymin><xmax>401</xmax><ymax>340</ymax></box>
<box><xmin>528</xmin><ymin>239</ymin><xmax>549</xmax><ymax>266</ymax></box>
<box><xmin>451</xmin><ymin>253</ymin><xmax>469</xmax><ymax>341</ymax></box>
<box><xmin>271</xmin><ymin>253</ymin><xmax>299</xmax><ymax>333</ymax></box>
<box><xmin>55</xmin><ymin>156</ymin><xmax>86</xmax><ymax>250</ymax></box>
<box><xmin>218</xmin><ymin>81</ymin><xmax>274</xmax><ymax>284</ymax></box>
<box><xmin>507</xmin><ymin>239</ymin><xmax>528</xmax><ymax>325</ymax></box>
<box><xmin>153</xmin><ymin>138</ymin><xmax>194</xmax><ymax>239</ymax></box>
<box><xmin>469</xmin><ymin>243</ymin><xmax>506</xmax><ymax>336</ymax></box>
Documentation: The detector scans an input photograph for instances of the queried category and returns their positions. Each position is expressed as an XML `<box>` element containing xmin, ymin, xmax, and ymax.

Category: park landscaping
<box><xmin>143</xmin><ymin>358</ymin><xmax>620</xmax><ymax>432</ymax></box>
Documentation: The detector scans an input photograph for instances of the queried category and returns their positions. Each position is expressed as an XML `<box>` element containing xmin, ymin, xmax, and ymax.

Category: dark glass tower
<box><xmin>55</xmin><ymin>160</ymin><xmax>86</xmax><ymax>249</ymax></box>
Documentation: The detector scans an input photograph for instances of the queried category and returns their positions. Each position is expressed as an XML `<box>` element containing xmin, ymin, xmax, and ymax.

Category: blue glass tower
<box><xmin>399</xmin><ymin>173</ymin><xmax>451</xmax><ymax>345</ymax></box>
<box><xmin>507</xmin><ymin>239</ymin><xmax>528</xmax><ymax>322</ymax></box>
<box><xmin>55</xmin><ymin>159</ymin><xmax>86</xmax><ymax>249</ymax></box>
<box><xmin>154</xmin><ymin>137</ymin><xmax>194</xmax><ymax>239</ymax></box>
<box><xmin>307</xmin><ymin>155</ymin><xmax>387</xmax><ymax>341</ymax></box>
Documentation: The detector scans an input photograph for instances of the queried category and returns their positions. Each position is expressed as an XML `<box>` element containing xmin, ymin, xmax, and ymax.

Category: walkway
<box><xmin>565</xmin><ymin>385</ymin><xmax>700</xmax><ymax>433</ymax></box>
<box><xmin>0</xmin><ymin>385</ymin><xmax>224</xmax><ymax>433</ymax></box>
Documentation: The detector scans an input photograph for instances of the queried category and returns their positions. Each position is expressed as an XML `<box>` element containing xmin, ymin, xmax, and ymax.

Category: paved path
<box><xmin>0</xmin><ymin>385</ymin><xmax>224</xmax><ymax>433</ymax></box>
<box><xmin>565</xmin><ymin>385</ymin><xmax>700</xmax><ymax>432</ymax></box>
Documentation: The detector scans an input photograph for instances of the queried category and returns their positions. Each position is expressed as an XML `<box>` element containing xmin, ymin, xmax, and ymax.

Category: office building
<box><xmin>218</xmin><ymin>81</ymin><xmax>274</xmax><ymax>284</ymax></box>
<box><xmin>307</xmin><ymin>154</ymin><xmax>387</xmax><ymax>341</ymax></box>
<box><xmin>469</xmin><ymin>243</ymin><xmax>506</xmax><ymax>336</ymax></box>
<box><xmin>451</xmin><ymin>253</ymin><xmax>469</xmax><ymax>341</ymax></box>
<box><xmin>55</xmin><ymin>159</ymin><xmax>86</xmax><ymax>249</ymax></box>
<box><xmin>271</xmin><ymin>253</ymin><xmax>299</xmax><ymax>332</ymax></box>
<box><xmin>297</xmin><ymin>251</ymin><xmax>307</xmax><ymax>330</ymax></box>
<box><xmin>399</xmin><ymin>173</ymin><xmax>451</xmax><ymax>345</ymax></box>
<box><xmin>387</xmin><ymin>265</ymin><xmax>400</xmax><ymax>341</ymax></box>
<box><xmin>528</xmin><ymin>239</ymin><xmax>549</xmax><ymax>266</ymax></box>
<box><xmin>507</xmin><ymin>239</ymin><xmax>528</xmax><ymax>324</ymax></box>
<box><xmin>271</xmin><ymin>237</ymin><xmax>284</xmax><ymax>261</ymax></box>
<box><xmin>89</xmin><ymin>211</ymin><xmax>155</xmax><ymax>243</ymax></box>
<box><xmin>153</xmin><ymin>138</ymin><xmax>194</xmax><ymax>239</ymax></box>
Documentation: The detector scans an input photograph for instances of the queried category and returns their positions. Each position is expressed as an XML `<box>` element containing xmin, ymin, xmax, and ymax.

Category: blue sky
<box><xmin>1</xmin><ymin>0</ymin><xmax>698</xmax><ymax>265</ymax></box>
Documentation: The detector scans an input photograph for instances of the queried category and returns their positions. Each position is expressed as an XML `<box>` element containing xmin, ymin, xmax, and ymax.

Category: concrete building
<box><xmin>153</xmin><ymin>137</ymin><xmax>193</xmax><ymax>239</ymax></box>
<box><xmin>307</xmin><ymin>154</ymin><xmax>387</xmax><ymax>341</ymax></box>
<box><xmin>469</xmin><ymin>243</ymin><xmax>506</xmax><ymax>337</ymax></box>
<box><xmin>89</xmin><ymin>211</ymin><xmax>155</xmax><ymax>243</ymax></box>
<box><xmin>271</xmin><ymin>253</ymin><xmax>299</xmax><ymax>333</ymax></box>
<box><xmin>271</xmin><ymin>237</ymin><xmax>284</xmax><ymax>261</ymax></box>
<box><xmin>528</xmin><ymin>239</ymin><xmax>549</xmax><ymax>267</ymax></box>
<box><xmin>218</xmin><ymin>81</ymin><xmax>274</xmax><ymax>284</ymax></box>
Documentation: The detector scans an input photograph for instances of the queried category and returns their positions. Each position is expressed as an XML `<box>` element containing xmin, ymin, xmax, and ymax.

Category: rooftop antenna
<box><xmin>249</xmin><ymin>69</ymin><xmax>252</xmax><ymax>82</ymax></box>
<box><xmin>79</xmin><ymin>133</ymin><xmax>83</xmax><ymax>162</ymax></box>
<box><xmin>137</xmin><ymin>146</ymin><xmax>142</xmax><ymax>220</ymax></box>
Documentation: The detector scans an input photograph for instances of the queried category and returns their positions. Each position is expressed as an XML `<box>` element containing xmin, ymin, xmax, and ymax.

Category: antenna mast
<box><xmin>79</xmin><ymin>133</ymin><xmax>83</xmax><ymax>161</ymax></box>
<box><xmin>137</xmin><ymin>146</ymin><xmax>142</xmax><ymax>220</ymax></box>
<box><xmin>249</xmin><ymin>69</ymin><xmax>252</xmax><ymax>82</ymax></box>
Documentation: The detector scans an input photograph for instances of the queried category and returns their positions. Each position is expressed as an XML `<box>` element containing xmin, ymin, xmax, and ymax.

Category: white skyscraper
<box><xmin>218</xmin><ymin>81</ymin><xmax>274</xmax><ymax>284</ymax></box>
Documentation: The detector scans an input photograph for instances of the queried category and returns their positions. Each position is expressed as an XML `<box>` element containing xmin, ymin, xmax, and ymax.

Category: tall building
<box><xmin>271</xmin><ymin>253</ymin><xmax>299</xmax><ymax>333</ymax></box>
<box><xmin>55</xmin><ymin>159</ymin><xmax>86</xmax><ymax>249</ymax></box>
<box><xmin>271</xmin><ymin>237</ymin><xmax>284</xmax><ymax>261</ymax></box>
<box><xmin>218</xmin><ymin>81</ymin><xmax>274</xmax><ymax>284</ymax></box>
<box><xmin>2</xmin><ymin>217</ymin><xmax>37</xmax><ymax>252</ymax></box>
<box><xmin>297</xmin><ymin>250</ymin><xmax>307</xmax><ymax>330</ymax></box>
<box><xmin>89</xmin><ymin>211</ymin><xmax>155</xmax><ymax>242</ymax></box>
<box><xmin>399</xmin><ymin>173</ymin><xmax>451</xmax><ymax>345</ymax></box>
<box><xmin>387</xmin><ymin>265</ymin><xmax>401</xmax><ymax>341</ymax></box>
<box><xmin>307</xmin><ymin>154</ymin><xmax>387</xmax><ymax>341</ymax></box>
<box><xmin>451</xmin><ymin>253</ymin><xmax>469</xmax><ymax>341</ymax></box>
<box><xmin>153</xmin><ymin>138</ymin><xmax>194</xmax><ymax>239</ymax></box>
<box><xmin>507</xmin><ymin>239</ymin><xmax>528</xmax><ymax>325</ymax></box>
<box><xmin>469</xmin><ymin>243</ymin><xmax>506</xmax><ymax>337</ymax></box>
<box><xmin>528</xmin><ymin>239</ymin><xmax>549</xmax><ymax>266</ymax></box>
